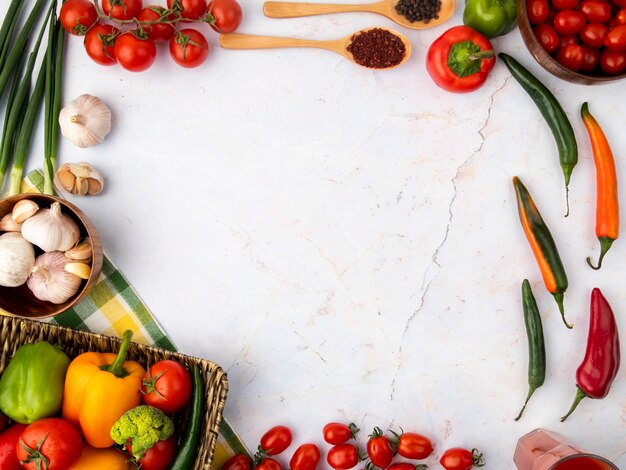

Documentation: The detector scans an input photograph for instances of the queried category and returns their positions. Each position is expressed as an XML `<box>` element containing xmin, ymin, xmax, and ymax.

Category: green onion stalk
<box><xmin>0</xmin><ymin>0</ymin><xmax>25</xmax><ymax>73</ymax></box>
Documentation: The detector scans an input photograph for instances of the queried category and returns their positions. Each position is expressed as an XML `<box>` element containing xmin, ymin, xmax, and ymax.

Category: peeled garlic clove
<box><xmin>65</xmin><ymin>262</ymin><xmax>91</xmax><ymax>280</ymax></box>
<box><xmin>58</xmin><ymin>94</ymin><xmax>112</xmax><ymax>148</ymax></box>
<box><xmin>0</xmin><ymin>233</ymin><xmax>35</xmax><ymax>287</ymax></box>
<box><xmin>11</xmin><ymin>199</ymin><xmax>39</xmax><ymax>224</ymax></box>
<box><xmin>65</xmin><ymin>241</ymin><xmax>92</xmax><ymax>262</ymax></box>
<box><xmin>27</xmin><ymin>251</ymin><xmax>82</xmax><ymax>304</ymax></box>
<box><xmin>54</xmin><ymin>163</ymin><xmax>104</xmax><ymax>197</ymax></box>
<box><xmin>0</xmin><ymin>214</ymin><xmax>22</xmax><ymax>232</ymax></box>
<box><xmin>21</xmin><ymin>202</ymin><xmax>80</xmax><ymax>252</ymax></box>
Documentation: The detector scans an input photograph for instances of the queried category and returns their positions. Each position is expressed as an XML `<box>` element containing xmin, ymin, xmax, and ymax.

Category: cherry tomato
<box><xmin>221</xmin><ymin>454</ymin><xmax>253</xmax><ymax>470</ymax></box>
<box><xmin>114</xmin><ymin>31</ymin><xmax>157</xmax><ymax>72</ymax></box>
<box><xmin>617</xmin><ymin>8</ymin><xmax>626</xmax><ymax>25</ymax></box>
<box><xmin>395</xmin><ymin>432</ymin><xmax>433</xmax><ymax>460</ymax></box>
<box><xmin>17</xmin><ymin>418</ymin><xmax>82</xmax><ymax>470</ymax></box>
<box><xmin>84</xmin><ymin>23</ymin><xmax>119</xmax><ymax>66</ymax></box>
<box><xmin>556</xmin><ymin>43</ymin><xmax>585</xmax><ymax>70</ymax></box>
<box><xmin>290</xmin><ymin>443</ymin><xmax>321</xmax><ymax>470</ymax></box>
<box><xmin>60</xmin><ymin>0</ymin><xmax>98</xmax><ymax>35</ymax></box>
<box><xmin>552</xmin><ymin>0</ymin><xmax>579</xmax><ymax>10</ymax></box>
<box><xmin>323</xmin><ymin>423</ymin><xmax>358</xmax><ymax>445</ymax></box>
<box><xmin>579</xmin><ymin>22</ymin><xmax>609</xmax><ymax>48</ymax></box>
<box><xmin>260</xmin><ymin>426</ymin><xmax>292</xmax><ymax>456</ymax></box>
<box><xmin>613</xmin><ymin>0</ymin><xmax>626</xmax><ymax>7</ymax></box>
<box><xmin>554</xmin><ymin>10</ymin><xmax>586</xmax><ymax>35</ymax></box>
<box><xmin>142</xmin><ymin>360</ymin><xmax>192</xmax><ymax>414</ymax></box>
<box><xmin>559</xmin><ymin>33</ymin><xmax>579</xmax><ymax>47</ymax></box>
<box><xmin>127</xmin><ymin>436</ymin><xmax>177</xmax><ymax>470</ymax></box>
<box><xmin>367</xmin><ymin>428</ymin><xmax>394</xmax><ymax>469</ymax></box>
<box><xmin>604</xmin><ymin>25</ymin><xmax>626</xmax><ymax>51</ymax></box>
<box><xmin>137</xmin><ymin>6</ymin><xmax>175</xmax><ymax>42</ymax></box>
<box><xmin>167</xmin><ymin>0</ymin><xmax>208</xmax><ymax>20</ymax></box>
<box><xmin>388</xmin><ymin>465</ymin><xmax>420</xmax><ymax>470</ymax></box>
<box><xmin>207</xmin><ymin>0</ymin><xmax>243</xmax><ymax>33</ymax></box>
<box><xmin>578</xmin><ymin>0</ymin><xmax>611</xmax><ymax>22</ymax></box>
<box><xmin>0</xmin><ymin>424</ymin><xmax>27</xmax><ymax>470</ymax></box>
<box><xmin>580</xmin><ymin>45</ymin><xmax>600</xmax><ymax>71</ymax></box>
<box><xmin>327</xmin><ymin>444</ymin><xmax>359</xmax><ymax>470</ymax></box>
<box><xmin>257</xmin><ymin>458</ymin><xmax>283</xmax><ymax>470</ymax></box>
<box><xmin>534</xmin><ymin>23</ymin><xmax>560</xmax><ymax>52</ymax></box>
<box><xmin>102</xmin><ymin>0</ymin><xmax>143</xmax><ymax>20</ymax></box>
<box><xmin>527</xmin><ymin>0</ymin><xmax>550</xmax><ymax>24</ymax></box>
<box><xmin>600</xmin><ymin>48</ymin><xmax>626</xmax><ymax>73</ymax></box>
<box><xmin>169</xmin><ymin>29</ymin><xmax>209</xmax><ymax>68</ymax></box>
<box><xmin>0</xmin><ymin>413</ymin><xmax>8</xmax><ymax>433</ymax></box>
<box><xmin>440</xmin><ymin>448</ymin><xmax>485</xmax><ymax>470</ymax></box>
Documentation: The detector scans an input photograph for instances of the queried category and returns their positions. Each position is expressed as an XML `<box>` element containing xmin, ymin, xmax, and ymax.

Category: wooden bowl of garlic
<box><xmin>0</xmin><ymin>194</ymin><xmax>103</xmax><ymax>319</ymax></box>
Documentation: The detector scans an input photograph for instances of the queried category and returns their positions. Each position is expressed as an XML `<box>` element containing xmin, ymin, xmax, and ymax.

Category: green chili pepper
<box><xmin>0</xmin><ymin>341</ymin><xmax>70</xmax><ymax>424</ymax></box>
<box><xmin>515</xmin><ymin>279</ymin><xmax>546</xmax><ymax>421</ymax></box>
<box><xmin>463</xmin><ymin>0</ymin><xmax>517</xmax><ymax>38</ymax></box>
<box><xmin>170</xmin><ymin>364</ymin><xmax>204</xmax><ymax>470</ymax></box>
<box><xmin>500</xmin><ymin>53</ymin><xmax>578</xmax><ymax>216</ymax></box>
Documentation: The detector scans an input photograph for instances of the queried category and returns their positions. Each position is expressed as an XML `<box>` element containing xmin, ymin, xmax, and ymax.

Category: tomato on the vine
<box><xmin>580</xmin><ymin>45</ymin><xmax>600</xmax><ymax>71</ymax></box>
<box><xmin>393</xmin><ymin>432</ymin><xmax>433</xmax><ymax>460</ymax></box>
<box><xmin>600</xmin><ymin>49</ymin><xmax>626</xmax><ymax>74</ymax></box>
<box><xmin>553</xmin><ymin>10</ymin><xmax>586</xmax><ymax>35</ymax></box>
<box><xmin>168</xmin><ymin>0</ymin><xmax>208</xmax><ymax>20</ymax></box>
<box><xmin>142</xmin><ymin>360</ymin><xmax>193</xmax><ymax>414</ymax></box>
<box><xmin>84</xmin><ymin>23</ymin><xmax>119</xmax><ymax>66</ymax></box>
<box><xmin>366</xmin><ymin>427</ymin><xmax>394</xmax><ymax>469</ymax></box>
<box><xmin>604</xmin><ymin>25</ymin><xmax>626</xmax><ymax>52</ymax></box>
<box><xmin>259</xmin><ymin>425</ymin><xmax>292</xmax><ymax>456</ymax></box>
<box><xmin>127</xmin><ymin>436</ymin><xmax>177</xmax><ymax>470</ymax></box>
<box><xmin>323</xmin><ymin>423</ymin><xmax>359</xmax><ymax>445</ymax></box>
<box><xmin>579</xmin><ymin>0</ymin><xmax>611</xmax><ymax>23</ymax></box>
<box><xmin>207</xmin><ymin>0</ymin><xmax>243</xmax><ymax>33</ymax></box>
<box><xmin>60</xmin><ymin>0</ymin><xmax>98</xmax><ymax>35</ymax></box>
<box><xmin>290</xmin><ymin>443</ymin><xmax>321</xmax><ymax>470</ymax></box>
<box><xmin>137</xmin><ymin>6</ymin><xmax>176</xmax><ymax>42</ymax></box>
<box><xmin>440</xmin><ymin>448</ymin><xmax>485</xmax><ymax>470</ymax></box>
<box><xmin>114</xmin><ymin>31</ymin><xmax>156</xmax><ymax>72</ymax></box>
<box><xmin>533</xmin><ymin>23</ymin><xmax>560</xmax><ymax>53</ymax></box>
<box><xmin>556</xmin><ymin>43</ymin><xmax>585</xmax><ymax>70</ymax></box>
<box><xmin>221</xmin><ymin>454</ymin><xmax>252</xmax><ymax>470</ymax></box>
<box><xmin>256</xmin><ymin>458</ymin><xmax>283</xmax><ymax>470</ymax></box>
<box><xmin>527</xmin><ymin>0</ymin><xmax>550</xmax><ymax>24</ymax></box>
<box><xmin>169</xmin><ymin>29</ymin><xmax>209</xmax><ymax>68</ymax></box>
<box><xmin>327</xmin><ymin>444</ymin><xmax>359</xmax><ymax>470</ymax></box>
<box><xmin>579</xmin><ymin>23</ymin><xmax>609</xmax><ymax>48</ymax></box>
<box><xmin>17</xmin><ymin>419</ymin><xmax>82</xmax><ymax>470</ymax></box>
<box><xmin>102</xmin><ymin>0</ymin><xmax>143</xmax><ymax>20</ymax></box>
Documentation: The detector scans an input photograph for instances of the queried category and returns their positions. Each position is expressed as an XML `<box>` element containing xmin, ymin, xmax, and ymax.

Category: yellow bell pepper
<box><xmin>68</xmin><ymin>444</ymin><xmax>133</xmax><ymax>470</ymax></box>
<box><xmin>62</xmin><ymin>330</ymin><xmax>145</xmax><ymax>448</ymax></box>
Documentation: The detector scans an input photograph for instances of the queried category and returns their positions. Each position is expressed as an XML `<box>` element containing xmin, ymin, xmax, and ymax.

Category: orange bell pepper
<box><xmin>62</xmin><ymin>330</ymin><xmax>145</xmax><ymax>448</ymax></box>
<box><xmin>68</xmin><ymin>444</ymin><xmax>133</xmax><ymax>470</ymax></box>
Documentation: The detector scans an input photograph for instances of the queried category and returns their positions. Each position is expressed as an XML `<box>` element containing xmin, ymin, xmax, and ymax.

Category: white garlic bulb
<box><xmin>59</xmin><ymin>94</ymin><xmax>112</xmax><ymax>148</ymax></box>
<box><xmin>0</xmin><ymin>214</ymin><xmax>22</xmax><ymax>232</ymax></box>
<box><xmin>0</xmin><ymin>233</ymin><xmax>35</xmax><ymax>287</ymax></box>
<box><xmin>21</xmin><ymin>202</ymin><xmax>80</xmax><ymax>252</ymax></box>
<box><xmin>27</xmin><ymin>252</ymin><xmax>82</xmax><ymax>304</ymax></box>
<box><xmin>54</xmin><ymin>162</ymin><xmax>104</xmax><ymax>196</ymax></box>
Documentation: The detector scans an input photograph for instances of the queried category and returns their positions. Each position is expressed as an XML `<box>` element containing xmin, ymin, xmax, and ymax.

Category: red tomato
<box><xmin>580</xmin><ymin>45</ymin><xmax>600</xmax><ymax>70</ymax></box>
<box><xmin>556</xmin><ymin>43</ymin><xmax>585</xmax><ymax>70</ymax></box>
<box><xmin>554</xmin><ymin>10</ymin><xmax>586</xmax><ymax>35</ymax></box>
<box><xmin>579</xmin><ymin>22</ymin><xmax>609</xmax><ymax>48</ymax></box>
<box><xmin>169</xmin><ymin>29</ymin><xmax>209</xmax><ymax>68</ymax></box>
<box><xmin>129</xmin><ymin>436</ymin><xmax>177</xmax><ymax>470</ymax></box>
<box><xmin>323</xmin><ymin>423</ymin><xmax>358</xmax><ymax>445</ymax></box>
<box><xmin>60</xmin><ymin>0</ymin><xmax>98</xmax><ymax>35</ymax></box>
<box><xmin>207</xmin><ymin>0</ymin><xmax>243</xmax><ymax>33</ymax></box>
<box><xmin>440</xmin><ymin>448</ymin><xmax>485</xmax><ymax>470</ymax></box>
<box><xmin>17</xmin><ymin>419</ymin><xmax>82</xmax><ymax>470</ymax></box>
<box><xmin>102</xmin><ymin>0</ymin><xmax>143</xmax><ymax>20</ymax></box>
<box><xmin>617</xmin><ymin>8</ymin><xmax>626</xmax><ymax>25</ymax></box>
<box><xmin>614</xmin><ymin>0</ymin><xmax>626</xmax><ymax>6</ymax></box>
<box><xmin>559</xmin><ymin>33</ymin><xmax>579</xmax><ymax>47</ymax></box>
<box><xmin>327</xmin><ymin>444</ymin><xmax>359</xmax><ymax>470</ymax></box>
<box><xmin>388</xmin><ymin>465</ymin><xmax>420</xmax><ymax>470</ymax></box>
<box><xmin>534</xmin><ymin>23</ymin><xmax>560</xmax><ymax>52</ymax></box>
<box><xmin>257</xmin><ymin>458</ymin><xmax>283</xmax><ymax>470</ymax></box>
<box><xmin>221</xmin><ymin>454</ymin><xmax>253</xmax><ymax>470</ymax></box>
<box><xmin>367</xmin><ymin>428</ymin><xmax>394</xmax><ymax>469</ymax></box>
<box><xmin>0</xmin><ymin>424</ymin><xmax>27</xmax><ymax>470</ymax></box>
<box><xmin>114</xmin><ymin>31</ymin><xmax>157</xmax><ymax>72</ymax></box>
<box><xmin>167</xmin><ymin>0</ymin><xmax>208</xmax><ymax>20</ymax></box>
<box><xmin>137</xmin><ymin>6</ymin><xmax>175</xmax><ymax>42</ymax></box>
<box><xmin>578</xmin><ymin>0</ymin><xmax>611</xmax><ymax>22</ymax></box>
<box><xmin>290</xmin><ymin>443</ymin><xmax>321</xmax><ymax>470</ymax></box>
<box><xmin>142</xmin><ymin>360</ymin><xmax>193</xmax><ymax>414</ymax></box>
<box><xmin>84</xmin><ymin>23</ymin><xmax>119</xmax><ymax>66</ymax></box>
<box><xmin>527</xmin><ymin>0</ymin><xmax>550</xmax><ymax>24</ymax></box>
<box><xmin>552</xmin><ymin>0</ymin><xmax>579</xmax><ymax>10</ymax></box>
<box><xmin>395</xmin><ymin>432</ymin><xmax>433</xmax><ymax>460</ymax></box>
<box><xmin>0</xmin><ymin>413</ymin><xmax>8</xmax><ymax>433</ymax></box>
<box><xmin>604</xmin><ymin>25</ymin><xmax>626</xmax><ymax>51</ymax></box>
<box><xmin>260</xmin><ymin>426</ymin><xmax>292</xmax><ymax>456</ymax></box>
<box><xmin>600</xmin><ymin>48</ymin><xmax>626</xmax><ymax>73</ymax></box>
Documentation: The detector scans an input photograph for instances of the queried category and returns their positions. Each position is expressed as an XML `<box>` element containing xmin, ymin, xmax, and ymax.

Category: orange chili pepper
<box><xmin>581</xmin><ymin>102</ymin><xmax>619</xmax><ymax>270</ymax></box>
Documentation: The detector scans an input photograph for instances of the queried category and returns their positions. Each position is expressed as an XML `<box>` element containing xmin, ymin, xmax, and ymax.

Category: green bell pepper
<box><xmin>0</xmin><ymin>341</ymin><xmax>70</xmax><ymax>424</ymax></box>
<box><xmin>463</xmin><ymin>0</ymin><xmax>517</xmax><ymax>38</ymax></box>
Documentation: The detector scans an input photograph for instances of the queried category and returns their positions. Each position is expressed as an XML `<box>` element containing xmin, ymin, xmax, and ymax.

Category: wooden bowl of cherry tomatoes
<box><xmin>519</xmin><ymin>0</ymin><xmax>626</xmax><ymax>84</ymax></box>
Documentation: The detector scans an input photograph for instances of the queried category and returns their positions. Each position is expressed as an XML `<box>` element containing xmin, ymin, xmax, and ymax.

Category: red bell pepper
<box><xmin>426</xmin><ymin>25</ymin><xmax>496</xmax><ymax>93</ymax></box>
<box><xmin>561</xmin><ymin>288</ymin><xmax>621</xmax><ymax>421</ymax></box>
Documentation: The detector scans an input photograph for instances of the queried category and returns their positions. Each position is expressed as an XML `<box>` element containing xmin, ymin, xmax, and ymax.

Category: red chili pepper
<box><xmin>426</xmin><ymin>25</ymin><xmax>496</xmax><ymax>93</ymax></box>
<box><xmin>561</xmin><ymin>288</ymin><xmax>621</xmax><ymax>421</ymax></box>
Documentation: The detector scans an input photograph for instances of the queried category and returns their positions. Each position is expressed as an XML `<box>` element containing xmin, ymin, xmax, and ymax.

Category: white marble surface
<box><xmin>6</xmin><ymin>0</ymin><xmax>626</xmax><ymax>467</ymax></box>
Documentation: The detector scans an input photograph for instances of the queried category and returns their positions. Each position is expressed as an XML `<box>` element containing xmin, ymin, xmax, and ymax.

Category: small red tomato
<box><xmin>0</xmin><ymin>424</ymin><xmax>27</xmax><ymax>470</ymax></box>
<box><xmin>114</xmin><ymin>31</ymin><xmax>157</xmax><ymax>72</ymax></box>
<box><xmin>579</xmin><ymin>23</ymin><xmax>609</xmax><ymax>48</ymax></box>
<box><xmin>128</xmin><ymin>436</ymin><xmax>177</xmax><ymax>470</ymax></box>
<box><xmin>17</xmin><ymin>419</ymin><xmax>82</xmax><ymax>470</ymax></box>
<box><xmin>580</xmin><ymin>45</ymin><xmax>600</xmax><ymax>71</ymax></box>
<box><xmin>367</xmin><ymin>427</ymin><xmax>394</xmax><ymax>469</ymax></box>
<box><xmin>388</xmin><ymin>464</ymin><xmax>421</xmax><ymax>470</ymax></box>
<box><xmin>327</xmin><ymin>444</ymin><xmax>359</xmax><ymax>470</ymax></box>
<box><xmin>600</xmin><ymin>48</ymin><xmax>626</xmax><ymax>73</ymax></box>
<box><xmin>604</xmin><ymin>25</ymin><xmax>626</xmax><ymax>51</ymax></box>
<box><xmin>440</xmin><ymin>448</ymin><xmax>485</xmax><ymax>470</ymax></box>
<box><xmin>257</xmin><ymin>458</ymin><xmax>283</xmax><ymax>470</ymax></box>
<box><xmin>0</xmin><ymin>413</ymin><xmax>9</xmax><ymax>433</ymax></box>
<box><xmin>527</xmin><ymin>0</ymin><xmax>550</xmax><ymax>24</ymax></box>
<box><xmin>290</xmin><ymin>443</ymin><xmax>321</xmax><ymax>470</ymax></box>
<box><xmin>59</xmin><ymin>0</ymin><xmax>98</xmax><ymax>35</ymax></box>
<box><xmin>102</xmin><ymin>0</ymin><xmax>143</xmax><ymax>20</ymax></box>
<box><xmin>559</xmin><ymin>33</ymin><xmax>578</xmax><ymax>47</ymax></box>
<box><xmin>142</xmin><ymin>360</ymin><xmax>193</xmax><ymax>414</ymax></box>
<box><xmin>323</xmin><ymin>423</ymin><xmax>359</xmax><ymax>445</ymax></box>
<box><xmin>221</xmin><ymin>454</ymin><xmax>253</xmax><ymax>470</ymax></box>
<box><xmin>617</xmin><ymin>8</ymin><xmax>626</xmax><ymax>25</ymax></box>
<box><xmin>260</xmin><ymin>426</ymin><xmax>292</xmax><ymax>456</ymax></box>
<box><xmin>615</xmin><ymin>0</ymin><xmax>626</xmax><ymax>6</ymax></box>
<box><xmin>395</xmin><ymin>432</ymin><xmax>434</xmax><ymax>460</ymax></box>
<box><xmin>534</xmin><ymin>23</ymin><xmax>560</xmax><ymax>52</ymax></box>
<box><xmin>167</xmin><ymin>0</ymin><xmax>208</xmax><ymax>20</ymax></box>
<box><xmin>556</xmin><ymin>43</ymin><xmax>585</xmax><ymax>70</ymax></box>
<box><xmin>554</xmin><ymin>10</ymin><xmax>586</xmax><ymax>35</ymax></box>
<box><xmin>84</xmin><ymin>23</ymin><xmax>119</xmax><ymax>66</ymax></box>
<box><xmin>552</xmin><ymin>0</ymin><xmax>579</xmax><ymax>10</ymax></box>
<box><xmin>169</xmin><ymin>29</ymin><xmax>209</xmax><ymax>68</ymax></box>
<box><xmin>137</xmin><ymin>6</ymin><xmax>175</xmax><ymax>42</ymax></box>
<box><xmin>207</xmin><ymin>0</ymin><xmax>243</xmax><ymax>33</ymax></box>
<box><xmin>578</xmin><ymin>0</ymin><xmax>611</xmax><ymax>22</ymax></box>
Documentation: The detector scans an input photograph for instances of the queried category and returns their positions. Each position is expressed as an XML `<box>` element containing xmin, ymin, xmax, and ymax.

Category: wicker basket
<box><xmin>0</xmin><ymin>316</ymin><xmax>228</xmax><ymax>469</ymax></box>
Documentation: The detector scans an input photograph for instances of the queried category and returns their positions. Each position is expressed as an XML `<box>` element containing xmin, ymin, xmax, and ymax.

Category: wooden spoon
<box><xmin>263</xmin><ymin>0</ymin><xmax>455</xmax><ymax>30</ymax></box>
<box><xmin>219</xmin><ymin>27</ymin><xmax>412</xmax><ymax>69</ymax></box>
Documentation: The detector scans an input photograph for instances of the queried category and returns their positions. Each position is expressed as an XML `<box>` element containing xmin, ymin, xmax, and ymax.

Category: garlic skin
<box><xmin>54</xmin><ymin>163</ymin><xmax>104</xmax><ymax>196</ymax></box>
<box><xmin>0</xmin><ymin>233</ymin><xmax>35</xmax><ymax>287</ymax></box>
<box><xmin>21</xmin><ymin>202</ymin><xmax>80</xmax><ymax>252</ymax></box>
<box><xmin>12</xmin><ymin>200</ymin><xmax>39</xmax><ymax>223</ymax></box>
<box><xmin>27</xmin><ymin>252</ymin><xmax>82</xmax><ymax>304</ymax></box>
<box><xmin>0</xmin><ymin>214</ymin><xmax>22</xmax><ymax>232</ymax></box>
<box><xmin>58</xmin><ymin>94</ymin><xmax>112</xmax><ymax>148</ymax></box>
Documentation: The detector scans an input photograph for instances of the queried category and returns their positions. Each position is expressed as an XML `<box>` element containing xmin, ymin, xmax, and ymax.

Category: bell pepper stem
<box><xmin>552</xmin><ymin>293</ymin><xmax>572</xmax><ymax>329</ymax></box>
<box><xmin>106</xmin><ymin>330</ymin><xmax>133</xmax><ymax>377</ymax></box>
<box><xmin>586</xmin><ymin>237</ymin><xmax>614</xmax><ymax>270</ymax></box>
<box><xmin>561</xmin><ymin>387</ymin><xmax>587</xmax><ymax>422</ymax></box>
<box><xmin>468</xmin><ymin>50</ymin><xmax>494</xmax><ymax>61</ymax></box>
<box><xmin>514</xmin><ymin>384</ymin><xmax>537</xmax><ymax>421</ymax></box>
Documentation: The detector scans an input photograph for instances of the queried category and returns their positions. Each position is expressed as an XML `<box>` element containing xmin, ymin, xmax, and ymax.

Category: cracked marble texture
<box><xmin>11</xmin><ymin>0</ymin><xmax>626</xmax><ymax>466</ymax></box>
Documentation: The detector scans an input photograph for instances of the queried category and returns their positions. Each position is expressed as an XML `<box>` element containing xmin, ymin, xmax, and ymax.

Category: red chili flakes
<box><xmin>347</xmin><ymin>28</ymin><xmax>407</xmax><ymax>69</ymax></box>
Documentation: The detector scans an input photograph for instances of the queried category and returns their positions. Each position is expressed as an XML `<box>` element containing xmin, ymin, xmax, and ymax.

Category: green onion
<box><xmin>48</xmin><ymin>23</ymin><xmax>65</xmax><ymax>191</ymax></box>
<box><xmin>0</xmin><ymin>0</ymin><xmax>25</xmax><ymax>72</ymax></box>
<box><xmin>0</xmin><ymin>55</ymin><xmax>25</xmax><ymax>190</ymax></box>
<box><xmin>43</xmin><ymin>12</ymin><xmax>57</xmax><ymax>194</ymax></box>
